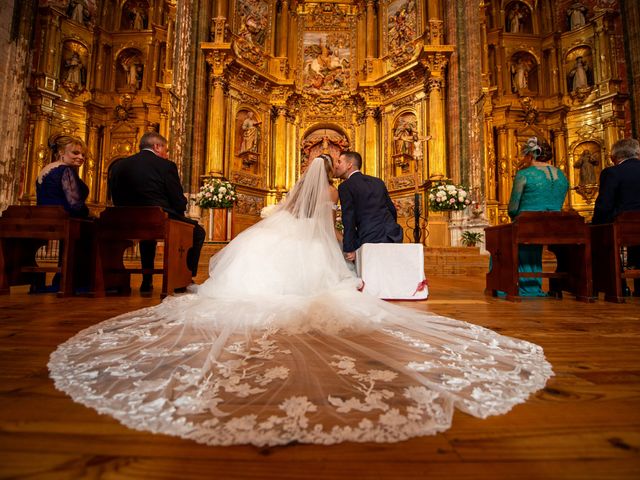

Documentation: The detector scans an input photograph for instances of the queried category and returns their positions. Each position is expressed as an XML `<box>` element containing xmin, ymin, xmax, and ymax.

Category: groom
<box><xmin>334</xmin><ymin>151</ymin><xmax>403</xmax><ymax>261</ymax></box>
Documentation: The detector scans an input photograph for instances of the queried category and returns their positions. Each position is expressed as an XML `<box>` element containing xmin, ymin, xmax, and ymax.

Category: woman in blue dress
<box><xmin>36</xmin><ymin>135</ymin><xmax>89</xmax><ymax>218</ymax></box>
<box><xmin>507</xmin><ymin>137</ymin><xmax>569</xmax><ymax>296</ymax></box>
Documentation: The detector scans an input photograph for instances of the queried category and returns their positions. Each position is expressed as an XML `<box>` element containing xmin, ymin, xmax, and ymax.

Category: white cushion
<box><xmin>356</xmin><ymin>243</ymin><xmax>428</xmax><ymax>300</ymax></box>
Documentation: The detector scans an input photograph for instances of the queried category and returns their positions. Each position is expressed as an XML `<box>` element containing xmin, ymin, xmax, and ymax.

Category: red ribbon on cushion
<box><xmin>412</xmin><ymin>279</ymin><xmax>428</xmax><ymax>296</ymax></box>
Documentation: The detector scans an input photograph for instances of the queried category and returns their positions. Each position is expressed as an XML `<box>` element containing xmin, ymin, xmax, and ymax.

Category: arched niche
<box><xmin>120</xmin><ymin>0</ymin><xmax>150</xmax><ymax>30</ymax></box>
<box><xmin>504</xmin><ymin>1</ymin><xmax>533</xmax><ymax>34</ymax></box>
<box><xmin>571</xmin><ymin>140</ymin><xmax>601</xmax><ymax>187</ymax></box>
<box><xmin>60</xmin><ymin>39</ymin><xmax>89</xmax><ymax>97</ymax></box>
<box><xmin>300</xmin><ymin>126</ymin><xmax>350</xmax><ymax>172</ymax></box>
<box><xmin>510</xmin><ymin>51</ymin><xmax>539</xmax><ymax>95</ymax></box>
<box><xmin>565</xmin><ymin>46</ymin><xmax>594</xmax><ymax>94</ymax></box>
<box><xmin>115</xmin><ymin>48</ymin><xmax>144</xmax><ymax>91</ymax></box>
<box><xmin>235</xmin><ymin>109</ymin><xmax>262</xmax><ymax>172</ymax></box>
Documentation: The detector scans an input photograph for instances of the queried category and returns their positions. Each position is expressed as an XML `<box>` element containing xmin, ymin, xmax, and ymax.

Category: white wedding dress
<box><xmin>49</xmin><ymin>158</ymin><xmax>553</xmax><ymax>447</ymax></box>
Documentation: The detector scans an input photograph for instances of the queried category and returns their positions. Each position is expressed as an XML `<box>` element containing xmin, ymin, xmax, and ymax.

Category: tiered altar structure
<box><xmin>0</xmin><ymin>0</ymin><xmax>636</xmax><ymax>248</ymax></box>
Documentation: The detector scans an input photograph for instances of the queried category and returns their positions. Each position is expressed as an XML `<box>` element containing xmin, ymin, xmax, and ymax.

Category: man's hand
<box><xmin>344</xmin><ymin>251</ymin><xmax>356</xmax><ymax>262</ymax></box>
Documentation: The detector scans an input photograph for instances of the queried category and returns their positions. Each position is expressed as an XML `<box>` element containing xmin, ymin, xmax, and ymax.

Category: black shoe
<box><xmin>140</xmin><ymin>280</ymin><xmax>153</xmax><ymax>296</ymax></box>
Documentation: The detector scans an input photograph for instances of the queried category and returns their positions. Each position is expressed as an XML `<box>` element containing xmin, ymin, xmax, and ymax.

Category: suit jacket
<box><xmin>108</xmin><ymin>149</ymin><xmax>188</xmax><ymax>218</ymax></box>
<box><xmin>592</xmin><ymin>157</ymin><xmax>640</xmax><ymax>224</ymax></box>
<box><xmin>338</xmin><ymin>171</ymin><xmax>403</xmax><ymax>252</ymax></box>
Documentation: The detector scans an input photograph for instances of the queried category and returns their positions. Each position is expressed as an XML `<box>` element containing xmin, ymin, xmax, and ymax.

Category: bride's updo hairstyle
<box><xmin>316</xmin><ymin>153</ymin><xmax>334</xmax><ymax>184</ymax></box>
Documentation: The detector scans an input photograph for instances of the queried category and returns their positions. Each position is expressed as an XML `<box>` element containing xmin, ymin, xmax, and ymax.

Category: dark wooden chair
<box><xmin>485</xmin><ymin>211</ymin><xmax>593</xmax><ymax>302</ymax></box>
<box><xmin>92</xmin><ymin>206</ymin><xmax>194</xmax><ymax>298</ymax></box>
<box><xmin>591</xmin><ymin>211</ymin><xmax>640</xmax><ymax>303</ymax></box>
<box><xmin>0</xmin><ymin>205</ymin><xmax>93</xmax><ymax>297</ymax></box>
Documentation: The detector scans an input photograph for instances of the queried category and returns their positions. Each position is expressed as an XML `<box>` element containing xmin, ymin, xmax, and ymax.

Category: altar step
<box><xmin>424</xmin><ymin>247</ymin><xmax>490</xmax><ymax>276</ymax></box>
<box><xmin>195</xmin><ymin>244</ymin><xmax>490</xmax><ymax>277</ymax></box>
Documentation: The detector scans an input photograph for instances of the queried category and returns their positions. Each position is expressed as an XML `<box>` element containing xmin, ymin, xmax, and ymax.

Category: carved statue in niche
<box><xmin>239</xmin><ymin>111</ymin><xmax>261</xmax><ymax>154</ymax></box>
<box><xmin>60</xmin><ymin>42</ymin><xmax>88</xmax><ymax>96</ymax></box>
<box><xmin>568</xmin><ymin>57</ymin><xmax>591</xmax><ymax>91</ymax></box>
<box><xmin>300</xmin><ymin>128</ymin><xmax>350</xmax><ymax>169</ymax></box>
<box><xmin>118</xmin><ymin>49</ymin><xmax>144</xmax><ymax>90</ymax></box>
<box><xmin>68</xmin><ymin>0</ymin><xmax>87</xmax><ymax>23</ymax></box>
<box><xmin>574</xmin><ymin>149</ymin><xmax>599</xmax><ymax>186</ymax></box>
<box><xmin>122</xmin><ymin>0</ymin><xmax>149</xmax><ymax>30</ymax></box>
<box><xmin>567</xmin><ymin>2</ymin><xmax>588</xmax><ymax>30</ymax></box>
<box><xmin>393</xmin><ymin>120</ymin><xmax>416</xmax><ymax>157</ymax></box>
<box><xmin>505</xmin><ymin>2</ymin><xmax>530</xmax><ymax>33</ymax></box>
<box><xmin>236</xmin><ymin>0</ymin><xmax>269</xmax><ymax>48</ymax></box>
<box><xmin>510</xmin><ymin>53</ymin><xmax>536</xmax><ymax>94</ymax></box>
<box><xmin>302</xmin><ymin>32</ymin><xmax>351</xmax><ymax>95</ymax></box>
<box><xmin>387</xmin><ymin>0</ymin><xmax>418</xmax><ymax>52</ymax></box>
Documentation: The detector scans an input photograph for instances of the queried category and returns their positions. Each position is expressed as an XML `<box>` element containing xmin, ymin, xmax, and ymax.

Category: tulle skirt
<box><xmin>49</xmin><ymin>212</ymin><xmax>552</xmax><ymax>446</ymax></box>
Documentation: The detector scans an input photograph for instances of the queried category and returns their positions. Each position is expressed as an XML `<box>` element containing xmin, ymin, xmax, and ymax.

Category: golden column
<box><xmin>364</xmin><ymin>107</ymin><xmax>379</xmax><ymax>178</ymax></box>
<box><xmin>203</xmin><ymin>46</ymin><xmax>231</xmax><ymax>177</ymax></box>
<box><xmin>428</xmin><ymin>0</ymin><xmax>443</xmax><ymax>45</ymax></box>
<box><xmin>277</xmin><ymin>0</ymin><xmax>289</xmax><ymax>57</ymax></box>
<box><xmin>211</xmin><ymin>0</ymin><xmax>228</xmax><ymax>44</ymax></box>
<box><xmin>496</xmin><ymin>126</ymin><xmax>509</xmax><ymax>218</ymax></box>
<box><xmin>86</xmin><ymin>120</ymin><xmax>101</xmax><ymax>203</ymax></box>
<box><xmin>272</xmin><ymin>107</ymin><xmax>288</xmax><ymax>191</ymax></box>
<box><xmin>365</xmin><ymin>0</ymin><xmax>376</xmax><ymax>57</ymax></box>
<box><xmin>423</xmin><ymin>51</ymin><xmax>450</xmax><ymax>180</ymax></box>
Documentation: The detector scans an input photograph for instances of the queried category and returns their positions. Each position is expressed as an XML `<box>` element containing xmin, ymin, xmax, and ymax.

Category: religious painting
<box><xmin>386</xmin><ymin>0</ymin><xmax>418</xmax><ymax>53</ymax></box>
<box><xmin>60</xmin><ymin>40</ymin><xmax>88</xmax><ymax>97</ymax></box>
<box><xmin>301</xmin><ymin>31</ymin><xmax>351</xmax><ymax>95</ymax></box>
<box><xmin>121</xmin><ymin>0</ymin><xmax>149</xmax><ymax>30</ymax></box>
<box><xmin>300</xmin><ymin>127</ymin><xmax>350</xmax><ymax>170</ymax></box>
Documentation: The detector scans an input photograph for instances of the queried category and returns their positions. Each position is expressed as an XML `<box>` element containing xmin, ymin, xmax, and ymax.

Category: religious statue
<box><xmin>569</xmin><ymin>57</ymin><xmax>590</xmax><ymax>91</ymax></box>
<box><xmin>68</xmin><ymin>0</ymin><xmax>87</xmax><ymax>24</ymax></box>
<box><xmin>511</xmin><ymin>57</ymin><xmax>530</xmax><ymax>93</ymax></box>
<box><xmin>239</xmin><ymin>111</ymin><xmax>261</xmax><ymax>154</ymax></box>
<box><xmin>393</xmin><ymin>121</ymin><xmax>416</xmax><ymax>157</ymax></box>
<box><xmin>574</xmin><ymin>150</ymin><xmax>599</xmax><ymax>186</ymax></box>
<box><xmin>412</xmin><ymin>134</ymin><xmax>431</xmax><ymax>162</ymax></box>
<box><xmin>132</xmin><ymin>8</ymin><xmax>146</xmax><ymax>30</ymax></box>
<box><xmin>63</xmin><ymin>52</ymin><xmax>84</xmax><ymax>88</ymax></box>
<box><xmin>567</xmin><ymin>2</ymin><xmax>588</xmax><ymax>30</ymax></box>
<box><xmin>506</xmin><ymin>4</ymin><xmax>526</xmax><ymax>33</ymax></box>
<box><xmin>121</xmin><ymin>56</ymin><xmax>142</xmax><ymax>90</ymax></box>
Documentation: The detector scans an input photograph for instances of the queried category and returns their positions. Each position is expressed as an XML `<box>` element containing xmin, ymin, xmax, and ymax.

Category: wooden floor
<box><xmin>0</xmin><ymin>273</ymin><xmax>639</xmax><ymax>480</ymax></box>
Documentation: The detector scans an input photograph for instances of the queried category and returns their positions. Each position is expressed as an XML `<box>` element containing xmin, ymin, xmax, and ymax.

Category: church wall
<box><xmin>0</xmin><ymin>0</ymin><xmax>37</xmax><ymax>213</ymax></box>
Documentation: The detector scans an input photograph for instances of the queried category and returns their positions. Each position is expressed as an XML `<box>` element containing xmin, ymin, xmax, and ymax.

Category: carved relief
<box><xmin>386</xmin><ymin>0</ymin><xmax>418</xmax><ymax>54</ymax></box>
<box><xmin>236</xmin><ymin>193</ymin><xmax>264</xmax><ymax>215</ymax></box>
<box><xmin>301</xmin><ymin>31</ymin><xmax>351</xmax><ymax>95</ymax></box>
<box><xmin>300</xmin><ymin>127</ymin><xmax>349</xmax><ymax>168</ymax></box>
<box><xmin>231</xmin><ymin>172</ymin><xmax>263</xmax><ymax>188</ymax></box>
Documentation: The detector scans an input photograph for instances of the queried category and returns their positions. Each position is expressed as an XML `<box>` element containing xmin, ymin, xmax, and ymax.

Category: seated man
<box><xmin>592</xmin><ymin>138</ymin><xmax>640</xmax><ymax>294</ymax></box>
<box><xmin>108</xmin><ymin>132</ymin><xmax>205</xmax><ymax>293</ymax></box>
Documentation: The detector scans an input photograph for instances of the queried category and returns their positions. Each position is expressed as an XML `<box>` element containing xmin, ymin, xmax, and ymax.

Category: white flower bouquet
<box><xmin>194</xmin><ymin>178</ymin><xmax>237</xmax><ymax>209</ymax></box>
<box><xmin>428</xmin><ymin>182</ymin><xmax>472</xmax><ymax>211</ymax></box>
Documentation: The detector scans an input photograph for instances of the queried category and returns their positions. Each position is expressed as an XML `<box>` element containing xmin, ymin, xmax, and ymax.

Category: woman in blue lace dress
<box><xmin>36</xmin><ymin>135</ymin><xmax>89</xmax><ymax>218</ymax></box>
<box><xmin>507</xmin><ymin>137</ymin><xmax>569</xmax><ymax>296</ymax></box>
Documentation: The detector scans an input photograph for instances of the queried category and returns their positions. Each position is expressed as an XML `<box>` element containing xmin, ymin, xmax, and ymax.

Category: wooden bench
<box><xmin>0</xmin><ymin>205</ymin><xmax>93</xmax><ymax>297</ymax></box>
<box><xmin>485</xmin><ymin>211</ymin><xmax>593</xmax><ymax>302</ymax></box>
<box><xmin>591</xmin><ymin>211</ymin><xmax>640</xmax><ymax>303</ymax></box>
<box><xmin>92</xmin><ymin>206</ymin><xmax>194</xmax><ymax>298</ymax></box>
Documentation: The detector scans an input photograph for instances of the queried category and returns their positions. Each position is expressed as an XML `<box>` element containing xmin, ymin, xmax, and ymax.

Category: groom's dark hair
<box><xmin>341</xmin><ymin>151</ymin><xmax>362</xmax><ymax>169</ymax></box>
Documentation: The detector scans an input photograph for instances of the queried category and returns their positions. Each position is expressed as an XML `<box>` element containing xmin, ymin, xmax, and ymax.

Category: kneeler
<box><xmin>356</xmin><ymin>243</ymin><xmax>429</xmax><ymax>300</ymax></box>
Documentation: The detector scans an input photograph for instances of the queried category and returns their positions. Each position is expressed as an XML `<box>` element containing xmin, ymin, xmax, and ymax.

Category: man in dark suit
<box><xmin>334</xmin><ymin>151</ymin><xmax>403</xmax><ymax>261</ymax></box>
<box><xmin>109</xmin><ymin>132</ymin><xmax>205</xmax><ymax>293</ymax></box>
<box><xmin>592</xmin><ymin>138</ymin><xmax>640</xmax><ymax>294</ymax></box>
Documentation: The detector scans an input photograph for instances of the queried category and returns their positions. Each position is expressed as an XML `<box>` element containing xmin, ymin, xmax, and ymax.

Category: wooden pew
<box><xmin>485</xmin><ymin>211</ymin><xmax>593</xmax><ymax>302</ymax></box>
<box><xmin>0</xmin><ymin>205</ymin><xmax>93</xmax><ymax>297</ymax></box>
<box><xmin>591</xmin><ymin>211</ymin><xmax>640</xmax><ymax>303</ymax></box>
<box><xmin>92</xmin><ymin>207</ymin><xmax>194</xmax><ymax>298</ymax></box>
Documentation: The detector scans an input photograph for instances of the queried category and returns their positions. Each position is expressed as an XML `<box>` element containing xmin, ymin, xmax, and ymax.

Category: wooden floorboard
<box><xmin>0</xmin><ymin>273</ymin><xmax>639</xmax><ymax>479</ymax></box>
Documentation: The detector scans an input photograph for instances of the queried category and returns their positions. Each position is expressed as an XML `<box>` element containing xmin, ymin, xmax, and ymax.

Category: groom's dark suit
<box><xmin>108</xmin><ymin>149</ymin><xmax>205</xmax><ymax>277</ymax></box>
<box><xmin>338</xmin><ymin>171</ymin><xmax>403</xmax><ymax>253</ymax></box>
<box><xmin>592</xmin><ymin>157</ymin><xmax>640</xmax><ymax>225</ymax></box>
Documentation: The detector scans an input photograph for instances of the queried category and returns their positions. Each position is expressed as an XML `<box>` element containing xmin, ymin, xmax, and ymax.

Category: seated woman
<box><xmin>36</xmin><ymin>135</ymin><xmax>89</xmax><ymax>218</ymax></box>
<box><xmin>34</xmin><ymin>135</ymin><xmax>90</xmax><ymax>292</ymax></box>
<box><xmin>507</xmin><ymin>137</ymin><xmax>569</xmax><ymax>296</ymax></box>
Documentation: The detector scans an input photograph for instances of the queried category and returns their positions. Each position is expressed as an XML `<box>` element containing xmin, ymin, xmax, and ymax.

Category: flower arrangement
<box><xmin>428</xmin><ymin>182</ymin><xmax>472</xmax><ymax>211</ymax></box>
<box><xmin>194</xmin><ymin>178</ymin><xmax>238</xmax><ymax>209</ymax></box>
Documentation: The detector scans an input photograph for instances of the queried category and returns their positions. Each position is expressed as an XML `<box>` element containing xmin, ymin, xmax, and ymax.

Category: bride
<box><xmin>49</xmin><ymin>156</ymin><xmax>552</xmax><ymax>447</ymax></box>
